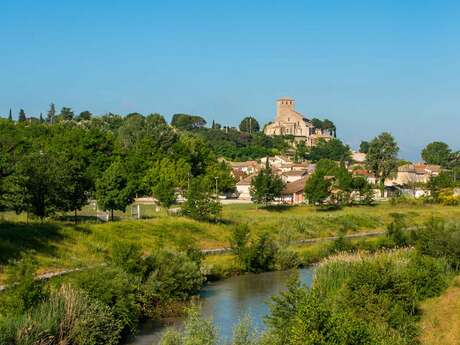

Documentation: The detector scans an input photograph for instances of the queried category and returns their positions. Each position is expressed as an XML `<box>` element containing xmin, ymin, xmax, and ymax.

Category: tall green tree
<box><xmin>95</xmin><ymin>160</ymin><xmax>134</xmax><ymax>220</ymax></box>
<box><xmin>18</xmin><ymin>109</ymin><xmax>26</xmax><ymax>122</ymax></box>
<box><xmin>78</xmin><ymin>110</ymin><xmax>93</xmax><ymax>121</ymax></box>
<box><xmin>181</xmin><ymin>177</ymin><xmax>222</xmax><ymax>221</ymax></box>
<box><xmin>2</xmin><ymin>152</ymin><xmax>62</xmax><ymax>220</ymax></box>
<box><xmin>249</xmin><ymin>161</ymin><xmax>285</xmax><ymax>206</ymax></box>
<box><xmin>359</xmin><ymin>141</ymin><xmax>370</xmax><ymax>154</ymax></box>
<box><xmin>8</xmin><ymin>109</ymin><xmax>13</xmax><ymax>122</ymax></box>
<box><xmin>47</xmin><ymin>103</ymin><xmax>56</xmax><ymax>124</ymax></box>
<box><xmin>59</xmin><ymin>107</ymin><xmax>74</xmax><ymax>121</ymax></box>
<box><xmin>203</xmin><ymin>161</ymin><xmax>236</xmax><ymax>195</ymax></box>
<box><xmin>171</xmin><ymin>114</ymin><xmax>206</xmax><ymax>130</ymax></box>
<box><xmin>366</xmin><ymin>132</ymin><xmax>399</xmax><ymax>197</ymax></box>
<box><xmin>421</xmin><ymin>141</ymin><xmax>451</xmax><ymax>167</ymax></box>
<box><xmin>239</xmin><ymin>116</ymin><xmax>260</xmax><ymax>133</ymax></box>
<box><xmin>308</xmin><ymin>138</ymin><xmax>352</xmax><ymax>163</ymax></box>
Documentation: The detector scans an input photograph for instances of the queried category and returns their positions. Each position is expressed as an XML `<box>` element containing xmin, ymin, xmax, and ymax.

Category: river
<box><xmin>127</xmin><ymin>267</ymin><xmax>315</xmax><ymax>345</ymax></box>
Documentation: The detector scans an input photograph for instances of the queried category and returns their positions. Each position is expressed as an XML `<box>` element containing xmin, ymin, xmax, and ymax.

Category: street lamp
<box><xmin>214</xmin><ymin>176</ymin><xmax>219</xmax><ymax>197</ymax></box>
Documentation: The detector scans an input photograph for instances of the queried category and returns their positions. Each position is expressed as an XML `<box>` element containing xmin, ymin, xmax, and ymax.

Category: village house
<box><xmin>229</xmin><ymin>160</ymin><xmax>259</xmax><ymax>176</ymax></box>
<box><xmin>264</xmin><ymin>98</ymin><xmax>333</xmax><ymax>146</ymax></box>
<box><xmin>235</xmin><ymin>174</ymin><xmax>254</xmax><ymax>200</ymax></box>
<box><xmin>281</xmin><ymin>170</ymin><xmax>309</xmax><ymax>183</ymax></box>
<box><xmin>260</xmin><ymin>155</ymin><xmax>292</xmax><ymax>168</ymax></box>
<box><xmin>351</xmin><ymin>151</ymin><xmax>367</xmax><ymax>163</ymax></box>
<box><xmin>280</xmin><ymin>176</ymin><xmax>308</xmax><ymax>204</ymax></box>
<box><xmin>388</xmin><ymin>163</ymin><xmax>441</xmax><ymax>186</ymax></box>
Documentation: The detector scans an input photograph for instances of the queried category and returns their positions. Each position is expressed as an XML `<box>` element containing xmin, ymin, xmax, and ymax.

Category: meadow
<box><xmin>1</xmin><ymin>202</ymin><xmax>460</xmax><ymax>284</ymax></box>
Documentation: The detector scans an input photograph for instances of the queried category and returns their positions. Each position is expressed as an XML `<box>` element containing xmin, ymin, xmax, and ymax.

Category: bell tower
<box><xmin>276</xmin><ymin>98</ymin><xmax>295</xmax><ymax>122</ymax></box>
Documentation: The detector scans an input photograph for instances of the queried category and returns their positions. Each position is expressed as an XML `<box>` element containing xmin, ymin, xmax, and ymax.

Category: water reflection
<box><xmin>128</xmin><ymin>267</ymin><xmax>314</xmax><ymax>345</ymax></box>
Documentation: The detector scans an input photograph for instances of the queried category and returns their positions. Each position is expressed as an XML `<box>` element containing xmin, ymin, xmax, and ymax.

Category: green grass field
<box><xmin>1</xmin><ymin>202</ymin><xmax>460</xmax><ymax>284</ymax></box>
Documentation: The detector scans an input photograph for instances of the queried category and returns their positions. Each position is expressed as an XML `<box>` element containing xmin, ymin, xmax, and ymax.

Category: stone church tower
<box><xmin>264</xmin><ymin>98</ymin><xmax>332</xmax><ymax>146</ymax></box>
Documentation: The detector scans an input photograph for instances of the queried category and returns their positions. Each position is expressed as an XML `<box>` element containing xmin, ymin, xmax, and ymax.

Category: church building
<box><xmin>264</xmin><ymin>98</ymin><xmax>333</xmax><ymax>146</ymax></box>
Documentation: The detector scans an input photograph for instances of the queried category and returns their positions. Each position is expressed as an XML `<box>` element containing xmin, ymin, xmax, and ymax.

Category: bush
<box><xmin>275</xmin><ymin>248</ymin><xmax>300</xmax><ymax>270</ymax></box>
<box><xmin>0</xmin><ymin>285</ymin><xmax>122</xmax><ymax>345</ymax></box>
<box><xmin>140</xmin><ymin>250</ymin><xmax>205</xmax><ymax>318</ymax></box>
<box><xmin>241</xmin><ymin>233</ymin><xmax>278</xmax><ymax>273</ymax></box>
<box><xmin>111</xmin><ymin>241</ymin><xmax>144</xmax><ymax>275</ymax></box>
<box><xmin>69</xmin><ymin>266</ymin><xmax>141</xmax><ymax>336</ymax></box>
<box><xmin>0</xmin><ymin>257</ymin><xmax>47</xmax><ymax>316</ymax></box>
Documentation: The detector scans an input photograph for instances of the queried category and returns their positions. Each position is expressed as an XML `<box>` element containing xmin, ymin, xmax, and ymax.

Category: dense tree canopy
<box><xmin>308</xmin><ymin>138</ymin><xmax>352</xmax><ymax>163</ymax></box>
<box><xmin>250</xmin><ymin>162</ymin><xmax>285</xmax><ymax>206</ymax></box>
<box><xmin>239</xmin><ymin>116</ymin><xmax>260</xmax><ymax>133</ymax></box>
<box><xmin>171</xmin><ymin>114</ymin><xmax>206</xmax><ymax>130</ymax></box>
<box><xmin>421</xmin><ymin>141</ymin><xmax>451</xmax><ymax>167</ymax></box>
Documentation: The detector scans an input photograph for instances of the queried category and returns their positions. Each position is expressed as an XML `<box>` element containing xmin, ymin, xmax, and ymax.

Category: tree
<box><xmin>47</xmin><ymin>103</ymin><xmax>56</xmax><ymax>124</ymax></box>
<box><xmin>143</xmin><ymin>158</ymin><xmax>191</xmax><ymax>208</ymax></box>
<box><xmin>78</xmin><ymin>110</ymin><xmax>93</xmax><ymax>121</ymax></box>
<box><xmin>59</xmin><ymin>107</ymin><xmax>74</xmax><ymax>121</ymax></box>
<box><xmin>294</xmin><ymin>141</ymin><xmax>308</xmax><ymax>163</ymax></box>
<box><xmin>18</xmin><ymin>109</ymin><xmax>26</xmax><ymax>122</ymax></box>
<box><xmin>308</xmin><ymin>138</ymin><xmax>352</xmax><ymax>163</ymax></box>
<box><xmin>304</xmin><ymin>159</ymin><xmax>353</xmax><ymax>207</ymax></box>
<box><xmin>421</xmin><ymin>141</ymin><xmax>451</xmax><ymax>167</ymax></box>
<box><xmin>249</xmin><ymin>161</ymin><xmax>285</xmax><ymax>206</ymax></box>
<box><xmin>203</xmin><ymin>161</ymin><xmax>236</xmax><ymax>195</ymax></box>
<box><xmin>239</xmin><ymin>116</ymin><xmax>260</xmax><ymax>133</ymax></box>
<box><xmin>39</xmin><ymin>113</ymin><xmax>44</xmax><ymax>123</ymax></box>
<box><xmin>146</xmin><ymin>113</ymin><xmax>166</xmax><ymax>126</ymax></box>
<box><xmin>2</xmin><ymin>152</ymin><xmax>62</xmax><ymax>220</ymax></box>
<box><xmin>366</xmin><ymin>132</ymin><xmax>399</xmax><ymax>197</ymax></box>
<box><xmin>8</xmin><ymin>109</ymin><xmax>13</xmax><ymax>122</ymax></box>
<box><xmin>171</xmin><ymin>114</ymin><xmax>206</xmax><ymax>130</ymax></box>
<box><xmin>211</xmin><ymin>120</ymin><xmax>221</xmax><ymax>130</ymax></box>
<box><xmin>95</xmin><ymin>160</ymin><xmax>134</xmax><ymax>220</ymax></box>
<box><xmin>181</xmin><ymin>177</ymin><xmax>222</xmax><ymax>221</ymax></box>
<box><xmin>359</xmin><ymin>141</ymin><xmax>370</xmax><ymax>154</ymax></box>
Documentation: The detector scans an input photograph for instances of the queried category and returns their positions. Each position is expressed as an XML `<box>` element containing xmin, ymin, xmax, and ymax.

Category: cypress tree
<box><xmin>18</xmin><ymin>109</ymin><xmax>27</xmax><ymax>122</ymax></box>
<box><xmin>8</xmin><ymin>108</ymin><xmax>13</xmax><ymax>121</ymax></box>
<box><xmin>47</xmin><ymin>103</ymin><xmax>56</xmax><ymax>124</ymax></box>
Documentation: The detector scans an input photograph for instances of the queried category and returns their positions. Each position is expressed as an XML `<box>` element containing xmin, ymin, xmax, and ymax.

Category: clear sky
<box><xmin>2</xmin><ymin>1</ymin><xmax>459</xmax><ymax>160</ymax></box>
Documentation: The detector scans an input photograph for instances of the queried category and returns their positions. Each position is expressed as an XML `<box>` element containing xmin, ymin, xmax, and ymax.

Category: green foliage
<box><xmin>181</xmin><ymin>178</ymin><xmax>222</xmax><ymax>221</ymax></box>
<box><xmin>141</xmin><ymin>251</ymin><xmax>205</xmax><ymax>317</ymax></box>
<box><xmin>95</xmin><ymin>160</ymin><xmax>134</xmax><ymax>219</ymax></box>
<box><xmin>241</xmin><ymin>233</ymin><xmax>278</xmax><ymax>273</ymax></box>
<box><xmin>304</xmin><ymin>159</ymin><xmax>373</xmax><ymax>207</ymax></box>
<box><xmin>111</xmin><ymin>241</ymin><xmax>144</xmax><ymax>275</ymax></box>
<box><xmin>267</xmin><ymin>249</ymin><xmax>448</xmax><ymax>345</ymax></box>
<box><xmin>366</xmin><ymin>132</ymin><xmax>399</xmax><ymax>197</ymax></box>
<box><xmin>386</xmin><ymin>213</ymin><xmax>408</xmax><ymax>246</ymax></box>
<box><xmin>421</xmin><ymin>141</ymin><xmax>451</xmax><ymax>167</ymax></box>
<box><xmin>230</xmin><ymin>224</ymin><xmax>251</xmax><ymax>261</ymax></box>
<box><xmin>359</xmin><ymin>140</ymin><xmax>370</xmax><ymax>154</ymax></box>
<box><xmin>202</xmin><ymin>161</ymin><xmax>236</xmax><ymax>195</ymax></box>
<box><xmin>69</xmin><ymin>266</ymin><xmax>141</xmax><ymax>336</ymax></box>
<box><xmin>0</xmin><ymin>257</ymin><xmax>46</xmax><ymax>316</ymax></box>
<box><xmin>171</xmin><ymin>113</ymin><xmax>207</xmax><ymax>130</ymax></box>
<box><xmin>249</xmin><ymin>165</ymin><xmax>285</xmax><ymax>206</ymax></box>
<box><xmin>18</xmin><ymin>109</ymin><xmax>26</xmax><ymax>122</ymax></box>
<box><xmin>239</xmin><ymin>116</ymin><xmax>260</xmax><ymax>133</ymax></box>
<box><xmin>0</xmin><ymin>285</ymin><xmax>122</xmax><ymax>345</ymax></box>
<box><xmin>307</xmin><ymin>138</ymin><xmax>352</xmax><ymax>163</ymax></box>
<box><xmin>413</xmin><ymin>218</ymin><xmax>460</xmax><ymax>269</ymax></box>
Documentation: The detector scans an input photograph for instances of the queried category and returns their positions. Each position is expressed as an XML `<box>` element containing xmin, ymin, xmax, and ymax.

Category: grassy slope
<box><xmin>1</xmin><ymin>203</ymin><xmax>460</xmax><ymax>283</ymax></box>
<box><xmin>419</xmin><ymin>276</ymin><xmax>460</xmax><ymax>345</ymax></box>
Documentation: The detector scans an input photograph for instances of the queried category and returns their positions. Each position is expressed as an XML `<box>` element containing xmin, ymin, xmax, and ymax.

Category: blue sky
<box><xmin>1</xmin><ymin>1</ymin><xmax>459</xmax><ymax>160</ymax></box>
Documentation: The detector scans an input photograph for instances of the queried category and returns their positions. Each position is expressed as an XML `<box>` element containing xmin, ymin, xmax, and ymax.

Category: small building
<box><xmin>388</xmin><ymin>163</ymin><xmax>441</xmax><ymax>185</ymax></box>
<box><xmin>352</xmin><ymin>151</ymin><xmax>367</xmax><ymax>163</ymax></box>
<box><xmin>236</xmin><ymin>174</ymin><xmax>255</xmax><ymax>200</ymax></box>
<box><xmin>282</xmin><ymin>170</ymin><xmax>309</xmax><ymax>183</ymax></box>
<box><xmin>229</xmin><ymin>160</ymin><xmax>259</xmax><ymax>176</ymax></box>
<box><xmin>281</xmin><ymin>176</ymin><xmax>308</xmax><ymax>204</ymax></box>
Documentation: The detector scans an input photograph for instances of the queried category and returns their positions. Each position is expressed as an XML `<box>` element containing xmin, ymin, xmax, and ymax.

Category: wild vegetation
<box><xmin>160</xmin><ymin>217</ymin><xmax>460</xmax><ymax>345</ymax></box>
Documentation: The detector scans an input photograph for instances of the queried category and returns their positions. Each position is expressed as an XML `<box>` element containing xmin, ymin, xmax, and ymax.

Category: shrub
<box><xmin>69</xmin><ymin>266</ymin><xmax>141</xmax><ymax>336</ymax></box>
<box><xmin>140</xmin><ymin>250</ymin><xmax>205</xmax><ymax>318</ymax></box>
<box><xmin>241</xmin><ymin>233</ymin><xmax>278</xmax><ymax>273</ymax></box>
<box><xmin>0</xmin><ymin>285</ymin><xmax>122</xmax><ymax>345</ymax></box>
<box><xmin>0</xmin><ymin>257</ymin><xmax>47</xmax><ymax>316</ymax></box>
<box><xmin>275</xmin><ymin>248</ymin><xmax>300</xmax><ymax>270</ymax></box>
<box><xmin>111</xmin><ymin>241</ymin><xmax>144</xmax><ymax>275</ymax></box>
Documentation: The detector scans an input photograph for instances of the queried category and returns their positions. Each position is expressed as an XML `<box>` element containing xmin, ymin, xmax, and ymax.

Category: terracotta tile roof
<box><xmin>352</xmin><ymin>169</ymin><xmax>373</xmax><ymax>177</ymax></box>
<box><xmin>282</xmin><ymin>170</ymin><xmax>308</xmax><ymax>177</ymax></box>
<box><xmin>398</xmin><ymin>163</ymin><xmax>441</xmax><ymax>174</ymax></box>
<box><xmin>236</xmin><ymin>174</ymin><xmax>255</xmax><ymax>186</ymax></box>
<box><xmin>282</xmin><ymin>176</ymin><xmax>308</xmax><ymax>195</ymax></box>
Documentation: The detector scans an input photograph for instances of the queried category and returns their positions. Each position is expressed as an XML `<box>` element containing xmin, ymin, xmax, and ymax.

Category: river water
<box><xmin>127</xmin><ymin>267</ymin><xmax>315</xmax><ymax>345</ymax></box>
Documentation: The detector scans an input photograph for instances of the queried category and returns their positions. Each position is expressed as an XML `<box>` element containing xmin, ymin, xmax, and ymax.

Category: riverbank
<box><xmin>2</xmin><ymin>203</ymin><xmax>460</xmax><ymax>284</ymax></box>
